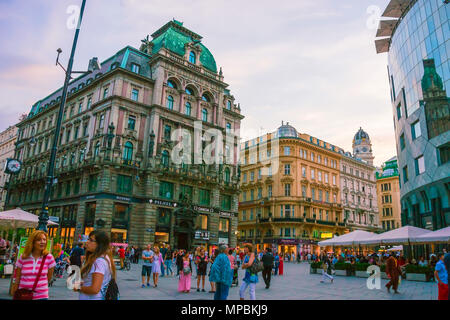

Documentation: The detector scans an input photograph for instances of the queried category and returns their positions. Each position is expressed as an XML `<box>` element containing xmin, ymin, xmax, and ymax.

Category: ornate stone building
<box><xmin>8</xmin><ymin>20</ymin><xmax>243</xmax><ymax>251</ymax></box>
<box><xmin>238</xmin><ymin>123</ymin><xmax>346</xmax><ymax>256</ymax></box>
<box><xmin>376</xmin><ymin>157</ymin><xmax>402</xmax><ymax>231</ymax></box>
<box><xmin>340</xmin><ymin>128</ymin><xmax>381</xmax><ymax>232</ymax></box>
<box><xmin>0</xmin><ymin>117</ymin><xmax>24</xmax><ymax>210</ymax></box>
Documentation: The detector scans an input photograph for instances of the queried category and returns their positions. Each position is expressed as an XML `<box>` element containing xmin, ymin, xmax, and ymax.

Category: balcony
<box><xmin>273</xmin><ymin>217</ymin><xmax>303</xmax><ymax>223</ymax></box>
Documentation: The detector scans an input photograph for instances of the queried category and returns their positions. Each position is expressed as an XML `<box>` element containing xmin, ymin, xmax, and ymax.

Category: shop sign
<box><xmin>195</xmin><ymin>230</ymin><xmax>210</xmax><ymax>240</ymax></box>
<box><xmin>193</xmin><ymin>205</ymin><xmax>214</xmax><ymax>213</ymax></box>
<box><xmin>84</xmin><ymin>195</ymin><xmax>96</xmax><ymax>200</ymax></box>
<box><xmin>298</xmin><ymin>239</ymin><xmax>318</xmax><ymax>245</ymax></box>
<box><xmin>49</xmin><ymin>216</ymin><xmax>59</xmax><ymax>223</ymax></box>
<box><xmin>320</xmin><ymin>232</ymin><xmax>333</xmax><ymax>239</ymax></box>
<box><xmin>116</xmin><ymin>196</ymin><xmax>131</xmax><ymax>202</ymax></box>
<box><xmin>218</xmin><ymin>237</ymin><xmax>229</xmax><ymax>245</ymax></box>
<box><xmin>149</xmin><ymin>198</ymin><xmax>178</xmax><ymax>208</ymax></box>
<box><xmin>218</xmin><ymin>210</ymin><xmax>236</xmax><ymax>218</ymax></box>
<box><xmin>277</xmin><ymin>239</ymin><xmax>299</xmax><ymax>245</ymax></box>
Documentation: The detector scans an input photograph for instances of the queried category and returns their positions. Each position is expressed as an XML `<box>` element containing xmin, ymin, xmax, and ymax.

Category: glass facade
<box><xmin>388</xmin><ymin>0</ymin><xmax>449</xmax><ymax>116</ymax></box>
<box><xmin>384</xmin><ymin>0</ymin><xmax>450</xmax><ymax>230</ymax></box>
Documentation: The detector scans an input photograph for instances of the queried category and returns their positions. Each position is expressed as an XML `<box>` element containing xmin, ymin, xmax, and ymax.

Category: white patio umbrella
<box><xmin>0</xmin><ymin>208</ymin><xmax>58</xmax><ymax>259</ymax></box>
<box><xmin>411</xmin><ymin>226</ymin><xmax>450</xmax><ymax>244</ymax></box>
<box><xmin>359</xmin><ymin>225</ymin><xmax>432</xmax><ymax>245</ymax></box>
<box><xmin>318</xmin><ymin>230</ymin><xmax>377</xmax><ymax>247</ymax></box>
<box><xmin>387</xmin><ymin>245</ymin><xmax>403</xmax><ymax>252</ymax></box>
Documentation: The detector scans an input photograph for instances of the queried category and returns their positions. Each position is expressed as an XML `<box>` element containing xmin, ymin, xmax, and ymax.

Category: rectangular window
<box><xmin>284</xmin><ymin>164</ymin><xmax>290</xmax><ymax>175</ymax></box>
<box><xmin>257</xmin><ymin>188</ymin><xmax>262</xmax><ymax>199</ymax></box>
<box><xmin>403</xmin><ymin>166</ymin><xmax>408</xmax><ymax>183</ymax></box>
<box><xmin>164</xmin><ymin>125</ymin><xmax>171</xmax><ymax>140</ymax></box>
<box><xmin>179</xmin><ymin>185</ymin><xmax>193</xmax><ymax>201</ymax></box>
<box><xmin>65</xmin><ymin>181</ymin><xmax>71</xmax><ymax>196</ymax></box>
<box><xmin>302</xmin><ymin>166</ymin><xmax>306</xmax><ymax>178</ymax></box>
<box><xmin>74</xmin><ymin>179</ymin><xmax>80</xmax><ymax>195</ymax></box>
<box><xmin>325</xmin><ymin>173</ymin><xmax>329</xmax><ymax>183</ymax></box>
<box><xmin>74</xmin><ymin>126</ymin><xmax>79</xmax><ymax>140</ymax></box>
<box><xmin>399</xmin><ymin>133</ymin><xmax>405</xmax><ymax>150</ymax></box>
<box><xmin>87</xmin><ymin>97</ymin><xmax>92</xmax><ymax>109</ymax></box>
<box><xmin>311</xmin><ymin>168</ymin><xmax>315</xmax><ymax>180</ymax></box>
<box><xmin>117</xmin><ymin>174</ymin><xmax>132</xmax><ymax>194</ymax></box>
<box><xmin>438</xmin><ymin>144</ymin><xmax>450</xmax><ymax>165</ymax></box>
<box><xmin>131</xmin><ymin>89</ymin><xmax>139</xmax><ymax>101</ymax></box>
<box><xmin>396</xmin><ymin>103</ymin><xmax>402</xmax><ymax>120</ymax></box>
<box><xmin>302</xmin><ymin>186</ymin><xmax>306</xmax><ymax>197</ymax></box>
<box><xmin>197</xmin><ymin>214</ymin><xmax>208</xmax><ymax>230</ymax></box>
<box><xmin>103</xmin><ymin>87</ymin><xmax>109</xmax><ymax>99</ymax></box>
<box><xmin>318</xmin><ymin>171</ymin><xmax>322</xmax><ymax>182</ymax></box>
<box><xmin>332</xmin><ymin>175</ymin><xmax>336</xmax><ymax>185</ymax></box>
<box><xmin>88</xmin><ymin>174</ymin><xmax>98</xmax><ymax>192</ymax></box>
<box><xmin>250</xmin><ymin>171</ymin><xmax>254</xmax><ymax>181</ymax></box>
<box><xmin>411</xmin><ymin>120</ymin><xmax>421</xmax><ymax>139</ymax></box>
<box><xmin>250</xmin><ymin>189</ymin><xmax>254</xmax><ymax>200</ymax></box>
<box><xmin>219</xmin><ymin>218</ymin><xmax>229</xmax><ymax>232</ymax></box>
<box><xmin>415</xmin><ymin>155</ymin><xmax>425</xmax><ymax>175</ymax></box>
<box><xmin>128</xmin><ymin>116</ymin><xmax>136</xmax><ymax>130</ymax></box>
<box><xmin>284</xmin><ymin>184</ymin><xmax>291</xmax><ymax>196</ymax></box>
<box><xmin>243</xmin><ymin>173</ymin><xmax>247</xmax><ymax>182</ymax></box>
<box><xmin>199</xmin><ymin>189</ymin><xmax>210</xmax><ymax>206</ymax></box>
<box><xmin>311</xmin><ymin>188</ymin><xmax>316</xmax><ymax>200</ymax></box>
<box><xmin>131</xmin><ymin>63</ymin><xmax>140</xmax><ymax>74</ymax></box>
<box><xmin>284</xmin><ymin>146</ymin><xmax>290</xmax><ymax>155</ymax></box>
<box><xmin>221</xmin><ymin>194</ymin><xmax>232</xmax><ymax>210</ymax></box>
<box><xmin>83</xmin><ymin>122</ymin><xmax>89</xmax><ymax>136</ymax></box>
<box><xmin>268</xmin><ymin>185</ymin><xmax>272</xmax><ymax>198</ymax></box>
<box><xmin>159</xmin><ymin>181</ymin><xmax>174</xmax><ymax>199</ymax></box>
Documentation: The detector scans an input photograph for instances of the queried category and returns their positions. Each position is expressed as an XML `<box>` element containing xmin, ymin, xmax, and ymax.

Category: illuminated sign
<box><xmin>320</xmin><ymin>232</ymin><xmax>333</xmax><ymax>239</ymax></box>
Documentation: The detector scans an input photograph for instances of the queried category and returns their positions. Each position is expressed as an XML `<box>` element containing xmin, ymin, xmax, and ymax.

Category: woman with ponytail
<box><xmin>77</xmin><ymin>230</ymin><xmax>116</xmax><ymax>300</ymax></box>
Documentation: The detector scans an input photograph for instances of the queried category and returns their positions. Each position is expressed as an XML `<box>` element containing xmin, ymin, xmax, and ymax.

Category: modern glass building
<box><xmin>375</xmin><ymin>0</ymin><xmax>449</xmax><ymax>230</ymax></box>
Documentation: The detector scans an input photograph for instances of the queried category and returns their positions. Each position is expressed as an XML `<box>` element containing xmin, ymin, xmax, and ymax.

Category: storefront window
<box><xmin>219</xmin><ymin>218</ymin><xmax>229</xmax><ymax>232</ymax></box>
<box><xmin>157</xmin><ymin>208</ymin><xmax>171</xmax><ymax>226</ymax></box>
<box><xmin>88</xmin><ymin>174</ymin><xmax>98</xmax><ymax>192</ymax></box>
<box><xmin>85</xmin><ymin>202</ymin><xmax>96</xmax><ymax>228</ymax></box>
<box><xmin>196</xmin><ymin>214</ymin><xmax>208</xmax><ymax>230</ymax></box>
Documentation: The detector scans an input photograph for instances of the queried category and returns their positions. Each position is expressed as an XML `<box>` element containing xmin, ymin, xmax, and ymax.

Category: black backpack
<box><xmin>99</xmin><ymin>257</ymin><xmax>120</xmax><ymax>300</ymax></box>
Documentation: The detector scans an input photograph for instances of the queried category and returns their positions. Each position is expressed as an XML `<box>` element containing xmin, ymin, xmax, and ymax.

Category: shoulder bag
<box><xmin>13</xmin><ymin>254</ymin><xmax>48</xmax><ymax>300</ymax></box>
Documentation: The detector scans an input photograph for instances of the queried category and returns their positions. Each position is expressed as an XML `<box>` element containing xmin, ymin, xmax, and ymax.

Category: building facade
<box><xmin>375</xmin><ymin>0</ymin><xmax>449</xmax><ymax>230</ymax></box>
<box><xmin>8</xmin><ymin>20</ymin><xmax>243</xmax><ymax>251</ymax></box>
<box><xmin>238</xmin><ymin>123</ymin><xmax>346</xmax><ymax>257</ymax></box>
<box><xmin>376</xmin><ymin>157</ymin><xmax>402</xmax><ymax>231</ymax></box>
<box><xmin>340</xmin><ymin>128</ymin><xmax>380</xmax><ymax>232</ymax></box>
<box><xmin>0</xmin><ymin>121</ymin><xmax>22</xmax><ymax>210</ymax></box>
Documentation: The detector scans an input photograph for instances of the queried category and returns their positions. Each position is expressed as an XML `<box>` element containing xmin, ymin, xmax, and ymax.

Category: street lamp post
<box><xmin>37</xmin><ymin>0</ymin><xmax>88</xmax><ymax>231</ymax></box>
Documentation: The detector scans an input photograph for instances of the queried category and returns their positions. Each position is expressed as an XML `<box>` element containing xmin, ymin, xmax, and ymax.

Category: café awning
<box><xmin>318</xmin><ymin>230</ymin><xmax>376</xmax><ymax>247</ymax></box>
<box><xmin>411</xmin><ymin>226</ymin><xmax>450</xmax><ymax>244</ymax></box>
<box><xmin>0</xmin><ymin>208</ymin><xmax>58</xmax><ymax>230</ymax></box>
<box><xmin>359</xmin><ymin>225</ymin><xmax>431</xmax><ymax>245</ymax></box>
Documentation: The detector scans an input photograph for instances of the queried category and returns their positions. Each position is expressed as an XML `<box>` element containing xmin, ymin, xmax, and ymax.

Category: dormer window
<box><xmin>131</xmin><ymin>63</ymin><xmax>140</xmax><ymax>74</ymax></box>
<box><xmin>189</xmin><ymin>51</ymin><xmax>196</xmax><ymax>64</ymax></box>
<box><xmin>227</xmin><ymin>101</ymin><xmax>232</xmax><ymax>110</ymax></box>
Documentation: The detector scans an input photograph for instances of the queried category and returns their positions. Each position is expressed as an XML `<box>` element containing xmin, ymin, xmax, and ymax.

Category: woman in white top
<box><xmin>76</xmin><ymin>230</ymin><xmax>116</xmax><ymax>300</ymax></box>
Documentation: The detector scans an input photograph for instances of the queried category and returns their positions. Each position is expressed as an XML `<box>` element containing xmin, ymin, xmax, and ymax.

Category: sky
<box><xmin>0</xmin><ymin>0</ymin><xmax>395</xmax><ymax>167</ymax></box>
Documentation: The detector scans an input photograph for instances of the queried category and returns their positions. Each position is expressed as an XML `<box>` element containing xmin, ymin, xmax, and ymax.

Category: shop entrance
<box><xmin>177</xmin><ymin>232</ymin><xmax>188</xmax><ymax>250</ymax></box>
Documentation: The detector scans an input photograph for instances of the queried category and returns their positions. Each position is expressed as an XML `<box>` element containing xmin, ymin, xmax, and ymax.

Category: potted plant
<box><xmin>405</xmin><ymin>264</ymin><xmax>430</xmax><ymax>282</ymax></box>
<box><xmin>355</xmin><ymin>263</ymin><xmax>372</xmax><ymax>278</ymax></box>
<box><xmin>310</xmin><ymin>261</ymin><xmax>321</xmax><ymax>274</ymax></box>
<box><xmin>333</xmin><ymin>262</ymin><xmax>348</xmax><ymax>276</ymax></box>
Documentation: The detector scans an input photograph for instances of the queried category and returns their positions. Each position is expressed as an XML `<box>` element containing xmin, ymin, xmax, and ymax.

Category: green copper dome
<box><xmin>150</xmin><ymin>21</ymin><xmax>217</xmax><ymax>73</ymax></box>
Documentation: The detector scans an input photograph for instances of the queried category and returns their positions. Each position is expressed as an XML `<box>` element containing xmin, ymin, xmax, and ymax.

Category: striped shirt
<box><xmin>15</xmin><ymin>254</ymin><xmax>56</xmax><ymax>300</ymax></box>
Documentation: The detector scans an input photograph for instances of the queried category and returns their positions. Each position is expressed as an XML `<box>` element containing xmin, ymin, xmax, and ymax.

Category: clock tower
<box><xmin>352</xmin><ymin>127</ymin><xmax>374</xmax><ymax>165</ymax></box>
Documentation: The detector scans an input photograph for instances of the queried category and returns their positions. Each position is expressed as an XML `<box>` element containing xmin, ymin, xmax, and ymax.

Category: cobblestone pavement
<box><xmin>0</xmin><ymin>261</ymin><xmax>437</xmax><ymax>300</ymax></box>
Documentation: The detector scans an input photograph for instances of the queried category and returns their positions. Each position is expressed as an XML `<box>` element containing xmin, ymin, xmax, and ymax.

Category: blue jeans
<box><xmin>165</xmin><ymin>260</ymin><xmax>173</xmax><ymax>274</ymax></box>
<box><xmin>214</xmin><ymin>282</ymin><xmax>230</xmax><ymax>300</ymax></box>
<box><xmin>161</xmin><ymin>261</ymin><xmax>165</xmax><ymax>276</ymax></box>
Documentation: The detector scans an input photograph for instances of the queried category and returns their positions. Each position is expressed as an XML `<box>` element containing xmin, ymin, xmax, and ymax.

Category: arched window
<box><xmin>123</xmin><ymin>141</ymin><xmax>133</xmax><ymax>161</ymax></box>
<box><xmin>227</xmin><ymin>100</ymin><xmax>232</xmax><ymax>110</ymax></box>
<box><xmin>185</xmin><ymin>102</ymin><xmax>191</xmax><ymax>116</ymax></box>
<box><xmin>202</xmin><ymin>94</ymin><xmax>210</xmax><ymax>102</ymax></box>
<box><xmin>79</xmin><ymin>148</ymin><xmax>85</xmax><ymax>162</ymax></box>
<box><xmin>224</xmin><ymin>167</ymin><xmax>231</xmax><ymax>183</ymax></box>
<box><xmin>162</xmin><ymin>150</ymin><xmax>169</xmax><ymax>167</ymax></box>
<box><xmin>167</xmin><ymin>80</ymin><xmax>177</xmax><ymax>89</ymax></box>
<box><xmin>202</xmin><ymin>108</ymin><xmax>208</xmax><ymax>122</ymax></box>
<box><xmin>94</xmin><ymin>142</ymin><xmax>100</xmax><ymax>158</ymax></box>
<box><xmin>189</xmin><ymin>51</ymin><xmax>196</xmax><ymax>64</ymax></box>
<box><xmin>185</xmin><ymin>87</ymin><xmax>193</xmax><ymax>95</ymax></box>
<box><xmin>166</xmin><ymin>95</ymin><xmax>174</xmax><ymax>110</ymax></box>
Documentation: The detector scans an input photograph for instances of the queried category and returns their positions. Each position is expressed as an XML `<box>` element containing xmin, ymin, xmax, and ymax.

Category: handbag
<box><xmin>13</xmin><ymin>254</ymin><xmax>48</xmax><ymax>300</ymax></box>
<box><xmin>183</xmin><ymin>266</ymin><xmax>191</xmax><ymax>275</ymax></box>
